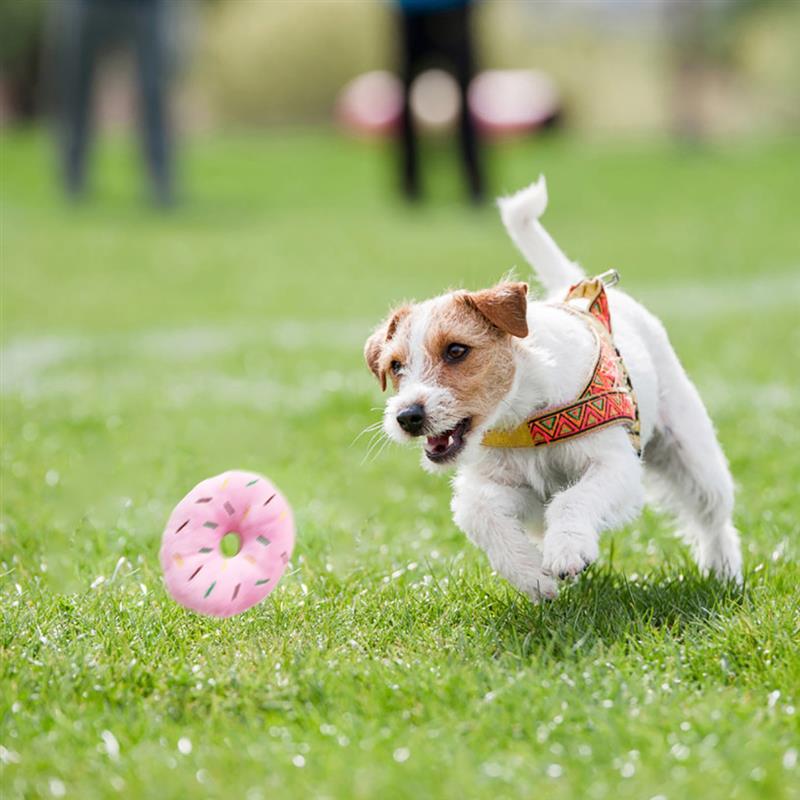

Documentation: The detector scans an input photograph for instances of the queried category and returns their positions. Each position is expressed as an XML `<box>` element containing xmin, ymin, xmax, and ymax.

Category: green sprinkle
<box><xmin>204</xmin><ymin>581</ymin><xmax>216</xmax><ymax>598</ymax></box>
<box><xmin>255</xmin><ymin>578</ymin><xmax>270</xmax><ymax>586</ymax></box>
<box><xmin>198</xmin><ymin>547</ymin><xmax>213</xmax><ymax>554</ymax></box>
<box><xmin>256</xmin><ymin>535</ymin><xmax>270</xmax><ymax>546</ymax></box>
<box><xmin>246</xmin><ymin>479</ymin><xmax>259</xmax><ymax>487</ymax></box>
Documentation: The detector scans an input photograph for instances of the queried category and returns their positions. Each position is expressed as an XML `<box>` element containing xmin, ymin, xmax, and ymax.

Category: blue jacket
<box><xmin>397</xmin><ymin>0</ymin><xmax>473</xmax><ymax>12</ymax></box>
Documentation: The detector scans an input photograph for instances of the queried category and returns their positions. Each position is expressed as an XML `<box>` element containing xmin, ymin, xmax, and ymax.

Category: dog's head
<box><xmin>364</xmin><ymin>282</ymin><xmax>529</xmax><ymax>471</ymax></box>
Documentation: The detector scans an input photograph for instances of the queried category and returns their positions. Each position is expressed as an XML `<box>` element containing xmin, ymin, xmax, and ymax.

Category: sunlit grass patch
<box><xmin>1</xmin><ymin>131</ymin><xmax>798</xmax><ymax>799</ymax></box>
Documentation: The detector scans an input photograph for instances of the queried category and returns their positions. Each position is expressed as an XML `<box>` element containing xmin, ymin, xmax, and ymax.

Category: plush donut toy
<box><xmin>160</xmin><ymin>470</ymin><xmax>295</xmax><ymax>618</ymax></box>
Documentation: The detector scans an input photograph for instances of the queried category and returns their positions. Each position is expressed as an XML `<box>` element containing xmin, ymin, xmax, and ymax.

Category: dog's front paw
<box><xmin>542</xmin><ymin>529</ymin><xmax>598</xmax><ymax>580</ymax></box>
<box><xmin>524</xmin><ymin>571</ymin><xmax>559</xmax><ymax>603</ymax></box>
<box><xmin>503</xmin><ymin>562</ymin><xmax>559</xmax><ymax>603</ymax></box>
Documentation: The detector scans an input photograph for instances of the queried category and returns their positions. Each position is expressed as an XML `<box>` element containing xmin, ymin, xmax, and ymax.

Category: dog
<box><xmin>364</xmin><ymin>177</ymin><xmax>742</xmax><ymax>601</ymax></box>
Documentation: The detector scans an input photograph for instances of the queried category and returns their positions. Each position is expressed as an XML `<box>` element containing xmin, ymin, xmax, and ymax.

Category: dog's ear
<box><xmin>364</xmin><ymin>329</ymin><xmax>387</xmax><ymax>391</ymax></box>
<box><xmin>464</xmin><ymin>282</ymin><xmax>529</xmax><ymax>338</ymax></box>
<box><xmin>364</xmin><ymin>305</ymin><xmax>410</xmax><ymax>391</ymax></box>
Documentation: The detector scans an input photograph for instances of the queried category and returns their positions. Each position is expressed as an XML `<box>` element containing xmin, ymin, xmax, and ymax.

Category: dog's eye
<box><xmin>390</xmin><ymin>360</ymin><xmax>403</xmax><ymax>375</ymax></box>
<box><xmin>444</xmin><ymin>343</ymin><xmax>470</xmax><ymax>363</ymax></box>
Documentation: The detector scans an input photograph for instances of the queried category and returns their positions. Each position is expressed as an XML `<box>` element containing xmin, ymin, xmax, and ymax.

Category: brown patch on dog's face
<box><xmin>364</xmin><ymin>305</ymin><xmax>411</xmax><ymax>391</ymax></box>
<box><xmin>420</xmin><ymin>290</ymin><xmax>520</xmax><ymax>429</ymax></box>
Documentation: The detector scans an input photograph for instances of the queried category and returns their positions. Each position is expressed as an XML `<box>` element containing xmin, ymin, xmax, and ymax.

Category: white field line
<box><xmin>1</xmin><ymin>320</ymin><xmax>370</xmax><ymax>394</ymax></box>
<box><xmin>700</xmin><ymin>378</ymin><xmax>799</xmax><ymax>418</ymax></box>
<box><xmin>634</xmin><ymin>269</ymin><xmax>800</xmax><ymax>318</ymax></box>
<box><xmin>2</xmin><ymin>272</ymin><xmax>798</xmax><ymax>412</ymax></box>
<box><xmin>1</xmin><ymin>321</ymin><xmax>374</xmax><ymax>415</ymax></box>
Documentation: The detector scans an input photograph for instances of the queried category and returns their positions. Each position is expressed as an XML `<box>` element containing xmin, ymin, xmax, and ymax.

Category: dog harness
<box><xmin>482</xmin><ymin>272</ymin><xmax>642</xmax><ymax>456</ymax></box>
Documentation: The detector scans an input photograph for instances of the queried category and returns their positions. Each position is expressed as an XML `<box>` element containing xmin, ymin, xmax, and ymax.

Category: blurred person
<box><xmin>0</xmin><ymin>0</ymin><xmax>45</xmax><ymax>124</ymax></box>
<box><xmin>52</xmin><ymin>0</ymin><xmax>174</xmax><ymax>206</ymax></box>
<box><xmin>668</xmin><ymin>0</ymin><xmax>711</xmax><ymax>141</ymax></box>
<box><xmin>395</xmin><ymin>0</ymin><xmax>485</xmax><ymax>203</ymax></box>
<box><xmin>666</xmin><ymin>0</ymin><xmax>760</xmax><ymax>142</ymax></box>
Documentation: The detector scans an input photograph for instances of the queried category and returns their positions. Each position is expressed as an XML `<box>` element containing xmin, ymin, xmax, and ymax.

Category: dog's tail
<box><xmin>498</xmin><ymin>176</ymin><xmax>584</xmax><ymax>294</ymax></box>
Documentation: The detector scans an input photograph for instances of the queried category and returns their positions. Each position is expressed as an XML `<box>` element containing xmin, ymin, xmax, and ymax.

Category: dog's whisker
<box><xmin>366</xmin><ymin>426</ymin><xmax>385</xmax><ymax>445</ymax></box>
<box><xmin>364</xmin><ymin>437</ymin><xmax>384</xmax><ymax>460</ymax></box>
<box><xmin>350</xmin><ymin>420</ymin><xmax>385</xmax><ymax>448</ymax></box>
<box><xmin>369</xmin><ymin>435</ymin><xmax>393</xmax><ymax>463</ymax></box>
<box><xmin>361</xmin><ymin>431</ymin><xmax>391</xmax><ymax>465</ymax></box>
<box><xmin>374</xmin><ymin>440</ymin><xmax>392</xmax><ymax>462</ymax></box>
<box><xmin>362</xmin><ymin>428</ymin><xmax>388</xmax><ymax>460</ymax></box>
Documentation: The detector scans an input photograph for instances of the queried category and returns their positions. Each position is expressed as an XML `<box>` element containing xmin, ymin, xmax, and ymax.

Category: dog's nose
<box><xmin>396</xmin><ymin>404</ymin><xmax>426</xmax><ymax>435</ymax></box>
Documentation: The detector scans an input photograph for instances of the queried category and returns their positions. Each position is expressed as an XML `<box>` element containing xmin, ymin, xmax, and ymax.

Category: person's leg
<box><xmin>59</xmin><ymin>0</ymin><xmax>99</xmax><ymax>198</ymax></box>
<box><xmin>398</xmin><ymin>12</ymin><xmax>423</xmax><ymax>200</ymax></box>
<box><xmin>450</xmin><ymin>5</ymin><xmax>484</xmax><ymax>202</ymax></box>
<box><xmin>133</xmin><ymin>0</ymin><xmax>173</xmax><ymax>206</ymax></box>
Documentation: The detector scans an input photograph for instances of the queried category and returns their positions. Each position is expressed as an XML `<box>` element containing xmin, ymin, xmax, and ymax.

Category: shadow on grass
<box><xmin>476</xmin><ymin>565</ymin><xmax>746</xmax><ymax>661</ymax></box>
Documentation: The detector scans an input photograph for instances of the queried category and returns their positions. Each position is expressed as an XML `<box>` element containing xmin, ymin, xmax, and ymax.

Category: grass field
<box><xmin>2</xmin><ymin>130</ymin><xmax>799</xmax><ymax>800</ymax></box>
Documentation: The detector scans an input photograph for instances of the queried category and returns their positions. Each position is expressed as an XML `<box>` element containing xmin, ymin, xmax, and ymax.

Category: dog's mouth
<box><xmin>424</xmin><ymin>418</ymin><xmax>472</xmax><ymax>463</ymax></box>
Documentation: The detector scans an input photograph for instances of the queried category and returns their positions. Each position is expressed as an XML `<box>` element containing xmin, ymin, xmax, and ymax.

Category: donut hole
<box><xmin>220</xmin><ymin>531</ymin><xmax>242</xmax><ymax>558</ymax></box>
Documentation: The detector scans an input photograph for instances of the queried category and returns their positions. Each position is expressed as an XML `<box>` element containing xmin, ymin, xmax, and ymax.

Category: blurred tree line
<box><xmin>1</xmin><ymin>0</ymin><xmax>797</xmax><ymax>134</ymax></box>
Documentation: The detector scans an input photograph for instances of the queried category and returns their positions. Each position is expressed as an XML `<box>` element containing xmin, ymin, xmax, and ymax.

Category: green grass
<box><xmin>1</xmin><ymin>129</ymin><xmax>799</xmax><ymax>800</ymax></box>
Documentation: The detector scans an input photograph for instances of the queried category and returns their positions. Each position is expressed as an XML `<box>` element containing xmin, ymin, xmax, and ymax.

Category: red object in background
<box><xmin>469</xmin><ymin>69</ymin><xmax>562</xmax><ymax>137</ymax></box>
<box><xmin>336</xmin><ymin>71</ymin><xmax>403</xmax><ymax>137</ymax></box>
<box><xmin>337</xmin><ymin>68</ymin><xmax>562</xmax><ymax>140</ymax></box>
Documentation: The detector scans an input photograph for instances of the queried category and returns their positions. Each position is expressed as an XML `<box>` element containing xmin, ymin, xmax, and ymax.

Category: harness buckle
<box><xmin>598</xmin><ymin>269</ymin><xmax>620</xmax><ymax>288</ymax></box>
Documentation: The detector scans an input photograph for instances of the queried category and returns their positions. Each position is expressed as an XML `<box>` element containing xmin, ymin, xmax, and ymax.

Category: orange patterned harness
<box><xmin>482</xmin><ymin>274</ymin><xmax>642</xmax><ymax>456</ymax></box>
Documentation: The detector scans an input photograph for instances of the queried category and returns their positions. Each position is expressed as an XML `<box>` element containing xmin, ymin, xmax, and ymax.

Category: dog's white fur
<box><xmin>372</xmin><ymin>177</ymin><xmax>742</xmax><ymax>600</ymax></box>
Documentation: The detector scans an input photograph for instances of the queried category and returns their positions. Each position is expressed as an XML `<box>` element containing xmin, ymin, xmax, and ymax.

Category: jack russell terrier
<box><xmin>364</xmin><ymin>177</ymin><xmax>742</xmax><ymax>601</ymax></box>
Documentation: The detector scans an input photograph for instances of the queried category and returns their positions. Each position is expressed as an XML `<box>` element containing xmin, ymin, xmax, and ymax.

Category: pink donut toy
<box><xmin>160</xmin><ymin>470</ymin><xmax>295</xmax><ymax>618</ymax></box>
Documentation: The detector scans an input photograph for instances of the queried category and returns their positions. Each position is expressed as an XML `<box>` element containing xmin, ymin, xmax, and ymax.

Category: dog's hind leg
<box><xmin>644</xmin><ymin>349</ymin><xmax>742</xmax><ymax>582</ymax></box>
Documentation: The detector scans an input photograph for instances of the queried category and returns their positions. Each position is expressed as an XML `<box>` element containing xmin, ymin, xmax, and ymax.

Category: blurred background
<box><xmin>3</xmin><ymin>0</ymin><xmax>799</xmax><ymax>134</ymax></box>
<box><xmin>1</xmin><ymin>0</ymin><xmax>799</xmax><ymax>201</ymax></box>
<box><xmin>2</xmin><ymin>3</ymin><xmax>800</xmax><ymax>798</ymax></box>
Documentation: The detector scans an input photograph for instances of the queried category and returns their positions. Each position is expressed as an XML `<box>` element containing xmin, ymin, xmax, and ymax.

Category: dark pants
<box><xmin>56</xmin><ymin>0</ymin><xmax>172</xmax><ymax>204</ymax></box>
<box><xmin>398</xmin><ymin>5</ymin><xmax>484</xmax><ymax>202</ymax></box>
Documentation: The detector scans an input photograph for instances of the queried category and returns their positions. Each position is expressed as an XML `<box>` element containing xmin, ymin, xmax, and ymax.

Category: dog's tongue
<box><xmin>426</xmin><ymin>432</ymin><xmax>452</xmax><ymax>454</ymax></box>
